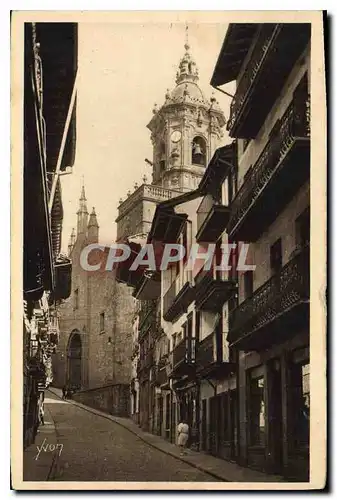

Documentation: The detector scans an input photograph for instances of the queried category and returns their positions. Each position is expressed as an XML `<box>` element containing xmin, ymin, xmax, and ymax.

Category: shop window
<box><xmin>248</xmin><ymin>373</ymin><xmax>265</xmax><ymax>446</ymax></box>
<box><xmin>296</xmin><ymin>207</ymin><xmax>310</xmax><ymax>248</ymax></box>
<box><xmin>270</xmin><ymin>238</ymin><xmax>282</xmax><ymax>275</ymax></box>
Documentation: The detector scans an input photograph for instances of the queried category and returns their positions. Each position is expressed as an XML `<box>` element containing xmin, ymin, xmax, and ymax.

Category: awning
<box><xmin>210</xmin><ymin>24</ymin><xmax>257</xmax><ymax>87</ymax></box>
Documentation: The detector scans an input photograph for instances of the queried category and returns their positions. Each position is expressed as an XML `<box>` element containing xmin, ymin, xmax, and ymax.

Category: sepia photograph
<box><xmin>11</xmin><ymin>10</ymin><xmax>326</xmax><ymax>490</ymax></box>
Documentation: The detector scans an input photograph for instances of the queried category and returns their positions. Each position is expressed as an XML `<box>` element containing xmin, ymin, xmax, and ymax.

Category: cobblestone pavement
<box><xmin>45</xmin><ymin>391</ymin><xmax>220</xmax><ymax>482</ymax></box>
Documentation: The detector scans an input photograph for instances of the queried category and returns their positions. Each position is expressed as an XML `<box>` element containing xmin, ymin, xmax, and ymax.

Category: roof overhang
<box><xmin>35</xmin><ymin>22</ymin><xmax>78</xmax><ymax>173</ymax></box>
<box><xmin>198</xmin><ymin>142</ymin><xmax>237</xmax><ymax>196</ymax></box>
<box><xmin>210</xmin><ymin>24</ymin><xmax>257</xmax><ymax>87</ymax></box>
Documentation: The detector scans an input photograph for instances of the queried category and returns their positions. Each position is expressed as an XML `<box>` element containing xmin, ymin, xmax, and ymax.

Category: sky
<box><xmin>60</xmin><ymin>19</ymin><xmax>236</xmax><ymax>252</ymax></box>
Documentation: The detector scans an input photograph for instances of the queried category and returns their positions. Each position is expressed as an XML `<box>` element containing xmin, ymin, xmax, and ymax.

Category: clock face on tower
<box><xmin>171</xmin><ymin>130</ymin><xmax>182</xmax><ymax>143</ymax></box>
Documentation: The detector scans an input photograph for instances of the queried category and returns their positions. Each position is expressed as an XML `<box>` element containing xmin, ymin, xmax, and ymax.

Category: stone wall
<box><xmin>72</xmin><ymin>383</ymin><xmax>130</xmax><ymax>417</ymax></box>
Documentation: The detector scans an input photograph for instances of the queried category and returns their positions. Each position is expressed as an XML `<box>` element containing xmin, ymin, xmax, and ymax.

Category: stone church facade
<box><xmin>52</xmin><ymin>186</ymin><xmax>136</xmax><ymax>416</ymax></box>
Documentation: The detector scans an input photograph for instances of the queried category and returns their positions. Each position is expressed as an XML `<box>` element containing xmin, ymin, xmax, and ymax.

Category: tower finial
<box><xmin>184</xmin><ymin>23</ymin><xmax>190</xmax><ymax>52</ymax></box>
<box><xmin>80</xmin><ymin>176</ymin><xmax>87</xmax><ymax>202</ymax></box>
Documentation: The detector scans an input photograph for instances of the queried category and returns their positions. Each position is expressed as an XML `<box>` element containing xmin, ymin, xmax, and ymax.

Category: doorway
<box><xmin>67</xmin><ymin>332</ymin><xmax>82</xmax><ymax>390</ymax></box>
<box><xmin>268</xmin><ymin>359</ymin><xmax>283</xmax><ymax>473</ymax></box>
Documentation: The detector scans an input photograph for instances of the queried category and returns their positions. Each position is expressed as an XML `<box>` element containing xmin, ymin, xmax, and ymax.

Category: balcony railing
<box><xmin>196</xmin><ymin>194</ymin><xmax>230</xmax><ymax>243</ymax></box>
<box><xmin>228</xmin><ymin>91</ymin><xmax>310</xmax><ymax>241</ymax></box>
<box><xmin>163</xmin><ymin>280</ymin><xmax>195</xmax><ymax>322</ymax></box>
<box><xmin>227</xmin><ymin>24</ymin><xmax>278</xmax><ymax>133</ymax></box>
<box><xmin>195</xmin><ymin>330</ymin><xmax>236</xmax><ymax>378</ymax></box>
<box><xmin>197</xmin><ymin>194</ymin><xmax>218</xmax><ymax>230</ymax></box>
<box><xmin>138</xmin><ymin>349</ymin><xmax>154</xmax><ymax>373</ymax></box>
<box><xmin>117</xmin><ymin>184</ymin><xmax>181</xmax><ymax>220</ymax></box>
<box><xmin>227</xmin><ymin>23</ymin><xmax>310</xmax><ymax>138</ymax></box>
<box><xmin>171</xmin><ymin>339</ymin><xmax>196</xmax><ymax>371</ymax></box>
<box><xmin>195</xmin><ymin>270</ymin><xmax>236</xmax><ymax>311</ymax></box>
<box><xmin>154</xmin><ymin>358</ymin><xmax>169</xmax><ymax>387</ymax></box>
<box><xmin>228</xmin><ymin>245</ymin><xmax>309</xmax><ymax>349</ymax></box>
<box><xmin>196</xmin><ymin>333</ymin><xmax>215</xmax><ymax>370</ymax></box>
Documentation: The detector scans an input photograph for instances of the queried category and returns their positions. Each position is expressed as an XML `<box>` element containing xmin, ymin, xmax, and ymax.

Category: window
<box><xmin>296</xmin><ymin>207</ymin><xmax>310</xmax><ymax>248</ymax></box>
<box><xmin>100</xmin><ymin>312</ymin><xmax>105</xmax><ymax>333</ymax></box>
<box><xmin>270</xmin><ymin>238</ymin><xmax>282</xmax><ymax>275</ymax></box>
<box><xmin>74</xmin><ymin>288</ymin><xmax>79</xmax><ymax>310</ymax></box>
<box><xmin>192</xmin><ymin>136</ymin><xmax>206</xmax><ymax>166</ymax></box>
<box><xmin>244</xmin><ymin>270</ymin><xmax>253</xmax><ymax>299</ymax></box>
<box><xmin>248</xmin><ymin>373</ymin><xmax>265</xmax><ymax>446</ymax></box>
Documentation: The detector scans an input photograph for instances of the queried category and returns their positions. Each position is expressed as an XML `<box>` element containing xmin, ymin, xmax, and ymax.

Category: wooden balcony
<box><xmin>196</xmin><ymin>194</ymin><xmax>230</xmax><ymax>243</ymax></box>
<box><xmin>195</xmin><ymin>270</ymin><xmax>237</xmax><ymax>311</ymax></box>
<box><xmin>196</xmin><ymin>331</ymin><xmax>235</xmax><ymax>378</ymax></box>
<box><xmin>228</xmin><ymin>91</ymin><xmax>310</xmax><ymax>242</ymax></box>
<box><xmin>228</xmin><ymin>245</ymin><xmax>309</xmax><ymax>350</ymax></box>
<box><xmin>138</xmin><ymin>349</ymin><xmax>154</xmax><ymax>373</ymax></box>
<box><xmin>170</xmin><ymin>339</ymin><xmax>196</xmax><ymax>377</ymax></box>
<box><xmin>227</xmin><ymin>23</ymin><xmax>310</xmax><ymax>138</ymax></box>
<box><xmin>138</xmin><ymin>300</ymin><xmax>157</xmax><ymax>337</ymax></box>
<box><xmin>154</xmin><ymin>357</ymin><xmax>170</xmax><ymax>388</ymax></box>
<box><xmin>163</xmin><ymin>281</ymin><xmax>195</xmax><ymax>322</ymax></box>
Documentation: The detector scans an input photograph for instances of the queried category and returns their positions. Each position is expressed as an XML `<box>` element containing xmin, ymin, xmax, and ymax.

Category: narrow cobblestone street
<box><xmin>43</xmin><ymin>391</ymin><xmax>219</xmax><ymax>482</ymax></box>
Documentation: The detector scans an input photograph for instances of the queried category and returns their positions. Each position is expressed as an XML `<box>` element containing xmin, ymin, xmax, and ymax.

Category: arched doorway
<box><xmin>67</xmin><ymin>331</ymin><xmax>82</xmax><ymax>390</ymax></box>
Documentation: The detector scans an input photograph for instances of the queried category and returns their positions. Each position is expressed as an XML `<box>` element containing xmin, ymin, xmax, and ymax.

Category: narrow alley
<box><xmin>28</xmin><ymin>391</ymin><xmax>219</xmax><ymax>482</ymax></box>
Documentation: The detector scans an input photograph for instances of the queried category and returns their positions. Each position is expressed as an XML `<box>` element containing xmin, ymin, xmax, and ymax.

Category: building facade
<box><xmin>53</xmin><ymin>187</ymin><xmax>136</xmax><ymax>416</ymax></box>
<box><xmin>121</xmin><ymin>23</ymin><xmax>311</xmax><ymax>482</ymax></box>
<box><xmin>215</xmin><ymin>23</ymin><xmax>311</xmax><ymax>480</ymax></box>
<box><xmin>23</xmin><ymin>22</ymin><xmax>77</xmax><ymax>448</ymax></box>
<box><xmin>115</xmin><ymin>34</ymin><xmax>226</xmax><ymax>433</ymax></box>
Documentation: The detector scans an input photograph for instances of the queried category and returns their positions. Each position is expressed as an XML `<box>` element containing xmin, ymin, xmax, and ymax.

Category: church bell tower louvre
<box><xmin>116</xmin><ymin>27</ymin><xmax>226</xmax><ymax>242</ymax></box>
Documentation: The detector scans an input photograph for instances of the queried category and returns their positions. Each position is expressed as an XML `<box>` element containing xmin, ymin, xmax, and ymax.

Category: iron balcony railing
<box><xmin>229</xmin><ymin>245</ymin><xmax>309</xmax><ymax>343</ymax></box>
<box><xmin>227</xmin><ymin>24</ymin><xmax>278</xmax><ymax>132</ymax></box>
<box><xmin>163</xmin><ymin>279</ymin><xmax>195</xmax><ymax>322</ymax></box>
<box><xmin>228</xmin><ymin>91</ymin><xmax>310</xmax><ymax>238</ymax></box>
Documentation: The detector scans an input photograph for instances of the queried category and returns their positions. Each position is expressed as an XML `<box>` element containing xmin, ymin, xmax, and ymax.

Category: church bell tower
<box><xmin>116</xmin><ymin>26</ymin><xmax>226</xmax><ymax>241</ymax></box>
<box><xmin>147</xmin><ymin>27</ymin><xmax>225</xmax><ymax>193</ymax></box>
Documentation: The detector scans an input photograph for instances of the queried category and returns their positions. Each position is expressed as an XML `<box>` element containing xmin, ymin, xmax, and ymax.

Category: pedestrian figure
<box><xmin>177</xmin><ymin>420</ymin><xmax>189</xmax><ymax>455</ymax></box>
<box><xmin>62</xmin><ymin>386</ymin><xmax>67</xmax><ymax>400</ymax></box>
<box><xmin>38</xmin><ymin>392</ymin><xmax>45</xmax><ymax>426</ymax></box>
<box><xmin>66</xmin><ymin>387</ymin><xmax>72</xmax><ymax>399</ymax></box>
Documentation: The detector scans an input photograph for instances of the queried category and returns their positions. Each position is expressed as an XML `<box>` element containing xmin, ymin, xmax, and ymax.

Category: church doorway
<box><xmin>67</xmin><ymin>331</ymin><xmax>82</xmax><ymax>390</ymax></box>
